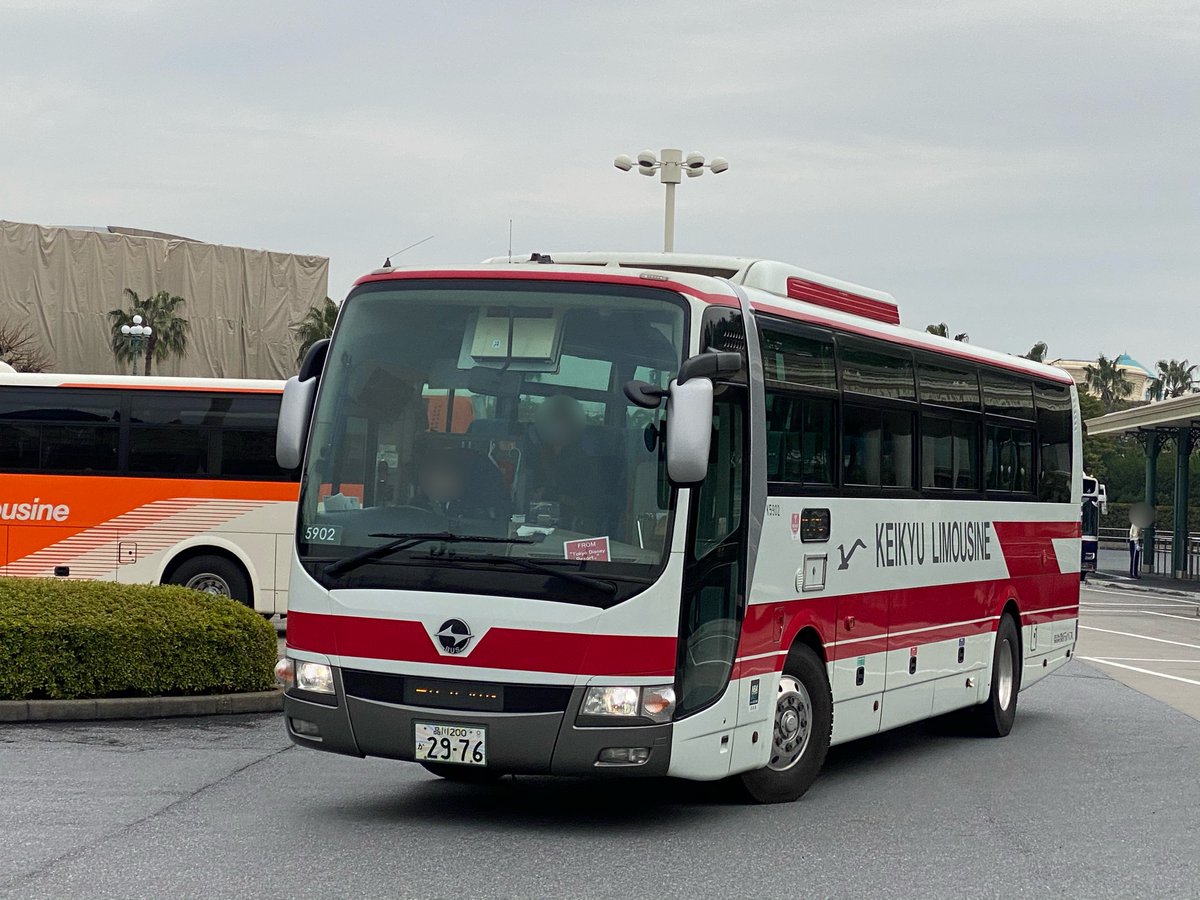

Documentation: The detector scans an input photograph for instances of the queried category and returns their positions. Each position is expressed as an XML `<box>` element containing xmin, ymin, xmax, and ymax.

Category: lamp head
<box><xmin>684</xmin><ymin>151</ymin><xmax>705</xmax><ymax>169</ymax></box>
<box><xmin>709</xmin><ymin>156</ymin><xmax>729</xmax><ymax>174</ymax></box>
<box><xmin>636</xmin><ymin>150</ymin><xmax>657</xmax><ymax>176</ymax></box>
<box><xmin>613</xmin><ymin>154</ymin><xmax>634</xmax><ymax>172</ymax></box>
<box><xmin>132</xmin><ymin>314</ymin><xmax>143</xmax><ymax>325</ymax></box>
<box><xmin>143</xmin><ymin>325</ymin><xmax>153</xmax><ymax>337</ymax></box>
<box><xmin>121</xmin><ymin>324</ymin><xmax>131</xmax><ymax>335</ymax></box>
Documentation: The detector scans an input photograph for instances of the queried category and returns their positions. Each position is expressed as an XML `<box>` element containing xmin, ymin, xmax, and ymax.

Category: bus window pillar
<box><xmin>1172</xmin><ymin>427</ymin><xmax>1196</xmax><ymax>578</ymax></box>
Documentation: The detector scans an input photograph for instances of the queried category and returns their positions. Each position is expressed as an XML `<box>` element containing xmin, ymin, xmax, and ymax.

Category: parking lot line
<box><xmin>1136</xmin><ymin>610</ymin><xmax>1200</xmax><ymax>623</ymax></box>
<box><xmin>1094</xmin><ymin>658</ymin><xmax>1200</xmax><ymax>663</ymax></box>
<box><xmin>1078</xmin><ymin>625</ymin><xmax>1200</xmax><ymax>651</ymax></box>
<box><xmin>1077</xmin><ymin>657</ymin><xmax>1200</xmax><ymax>688</ymax></box>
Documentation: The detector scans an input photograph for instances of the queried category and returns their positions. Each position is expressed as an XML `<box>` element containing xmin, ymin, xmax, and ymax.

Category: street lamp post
<box><xmin>119</xmin><ymin>314</ymin><xmax>153</xmax><ymax>376</ymax></box>
<box><xmin>613</xmin><ymin>148</ymin><xmax>729</xmax><ymax>252</ymax></box>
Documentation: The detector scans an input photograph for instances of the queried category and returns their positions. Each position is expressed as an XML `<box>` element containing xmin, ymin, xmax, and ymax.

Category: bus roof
<box><xmin>0</xmin><ymin>372</ymin><xmax>285</xmax><ymax>392</ymax></box>
<box><xmin>356</xmin><ymin>252</ymin><xmax>1073</xmax><ymax>385</ymax></box>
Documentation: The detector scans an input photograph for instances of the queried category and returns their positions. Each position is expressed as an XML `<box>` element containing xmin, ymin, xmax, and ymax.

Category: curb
<box><xmin>1087</xmin><ymin>574</ymin><xmax>1200</xmax><ymax>600</ymax></box>
<box><xmin>0</xmin><ymin>689</ymin><xmax>283</xmax><ymax>723</ymax></box>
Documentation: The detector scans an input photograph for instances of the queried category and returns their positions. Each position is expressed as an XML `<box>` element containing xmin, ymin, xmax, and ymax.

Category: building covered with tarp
<box><xmin>0</xmin><ymin>221</ymin><xmax>328</xmax><ymax>379</ymax></box>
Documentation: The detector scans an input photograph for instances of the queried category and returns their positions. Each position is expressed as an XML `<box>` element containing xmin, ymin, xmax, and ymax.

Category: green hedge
<box><xmin>0</xmin><ymin>578</ymin><xmax>277</xmax><ymax>701</ymax></box>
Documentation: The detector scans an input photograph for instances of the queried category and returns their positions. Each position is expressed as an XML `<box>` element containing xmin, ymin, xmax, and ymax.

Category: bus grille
<box><xmin>341</xmin><ymin>669</ymin><xmax>572</xmax><ymax>714</ymax></box>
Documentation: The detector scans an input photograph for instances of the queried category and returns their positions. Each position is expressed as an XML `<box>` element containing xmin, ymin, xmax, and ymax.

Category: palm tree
<box><xmin>1149</xmin><ymin>358</ymin><xmax>1197</xmax><ymax>401</ymax></box>
<box><xmin>1083</xmin><ymin>354</ymin><xmax>1134</xmax><ymax>413</ymax></box>
<box><xmin>1022</xmin><ymin>341</ymin><xmax>1048</xmax><ymax>363</ymax></box>
<box><xmin>291</xmin><ymin>297</ymin><xmax>338</xmax><ymax>366</ymax></box>
<box><xmin>925</xmin><ymin>323</ymin><xmax>969</xmax><ymax>342</ymax></box>
<box><xmin>108</xmin><ymin>289</ymin><xmax>190</xmax><ymax>376</ymax></box>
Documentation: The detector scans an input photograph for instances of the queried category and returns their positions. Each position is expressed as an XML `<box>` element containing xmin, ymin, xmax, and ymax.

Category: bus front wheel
<box><xmin>167</xmin><ymin>556</ymin><xmax>252</xmax><ymax>608</ymax></box>
<box><xmin>738</xmin><ymin>644</ymin><xmax>832</xmax><ymax>804</ymax></box>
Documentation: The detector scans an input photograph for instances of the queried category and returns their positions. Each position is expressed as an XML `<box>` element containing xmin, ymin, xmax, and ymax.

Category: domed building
<box><xmin>1049</xmin><ymin>354</ymin><xmax>1156</xmax><ymax>404</ymax></box>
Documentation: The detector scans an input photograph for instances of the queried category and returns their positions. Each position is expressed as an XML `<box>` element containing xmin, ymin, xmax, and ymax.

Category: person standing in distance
<box><xmin>1128</xmin><ymin>520</ymin><xmax>1141</xmax><ymax>579</ymax></box>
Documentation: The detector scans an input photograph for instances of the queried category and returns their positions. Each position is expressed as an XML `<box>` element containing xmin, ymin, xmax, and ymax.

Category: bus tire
<box><xmin>972</xmin><ymin>613</ymin><xmax>1021</xmax><ymax>737</ymax></box>
<box><xmin>737</xmin><ymin>644</ymin><xmax>832</xmax><ymax>804</ymax></box>
<box><xmin>167</xmin><ymin>555</ymin><xmax>252</xmax><ymax>608</ymax></box>
<box><xmin>421</xmin><ymin>763</ymin><xmax>506</xmax><ymax>783</ymax></box>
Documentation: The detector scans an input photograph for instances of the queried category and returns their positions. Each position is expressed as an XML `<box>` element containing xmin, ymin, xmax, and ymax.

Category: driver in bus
<box><xmin>413</xmin><ymin>443</ymin><xmax>510</xmax><ymax>523</ymax></box>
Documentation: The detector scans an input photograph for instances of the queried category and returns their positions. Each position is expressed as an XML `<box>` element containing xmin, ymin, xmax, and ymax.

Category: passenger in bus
<box><xmin>526</xmin><ymin>395</ymin><xmax>602</xmax><ymax>533</ymax></box>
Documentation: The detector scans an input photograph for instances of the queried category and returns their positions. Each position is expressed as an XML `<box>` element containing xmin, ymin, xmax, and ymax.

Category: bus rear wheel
<box><xmin>167</xmin><ymin>556</ymin><xmax>252</xmax><ymax>608</ymax></box>
<box><xmin>972</xmin><ymin>612</ymin><xmax>1021</xmax><ymax>737</ymax></box>
<box><xmin>737</xmin><ymin>644</ymin><xmax>832</xmax><ymax>804</ymax></box>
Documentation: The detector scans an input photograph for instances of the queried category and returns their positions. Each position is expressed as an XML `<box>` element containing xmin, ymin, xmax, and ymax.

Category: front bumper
<box><xmin>283</xmin><ymin>668</ymin><xmax>673</xmax><ymax>777</ymax></box>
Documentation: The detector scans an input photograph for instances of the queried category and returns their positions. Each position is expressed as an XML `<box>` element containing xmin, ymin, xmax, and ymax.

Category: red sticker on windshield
<box><xmin>564</xmin><ymin>536</ymin><xmax>611</xmax><ymax>562</ymax></box>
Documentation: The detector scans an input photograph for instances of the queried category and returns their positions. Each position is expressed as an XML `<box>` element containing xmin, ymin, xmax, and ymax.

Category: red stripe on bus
<box><xmin>993</xmin><ymin>520</ymin><xmax>1080</xmax><ymax>577</ymax></box>
<box><xmin>287</xmin><ymin>611</ymin><xmax>677</xmax><ymax>678</ymax></box>
<box><xmin>738</xmin><ymin>569</ymin><xmax>1079</xmax><ymax>665</ymax></box>
<box><xmin>786</xmin><ymin>276</ymin><xmax>900</xmax><ymax>325</ymax></box>
<box><xmin>57</xmin><ymin>383</ymin><xmax>281</xmax><ymax>393</ymax></box>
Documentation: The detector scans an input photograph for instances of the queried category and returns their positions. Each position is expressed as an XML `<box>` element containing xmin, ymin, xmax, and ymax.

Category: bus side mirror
<box><xmin>665</xmin><ymin>377</ymin><xmax>713</xmax><ymax>485</ymax></box>
<box><xmin>276</xmin><ymin>375</ymin><xmax>317</xmax><ymax>470</ymax></box>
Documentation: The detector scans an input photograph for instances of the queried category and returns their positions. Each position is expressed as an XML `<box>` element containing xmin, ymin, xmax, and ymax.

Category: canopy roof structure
<box><xmin>1085</xmin><ymin>393</ymin><xmax>1200</xmax><ymax>437</ymax></box>
<box><xmin>1086</xmin><ymin>394</ymin><xmax>1200</xmax><ymax>579</ymax></box>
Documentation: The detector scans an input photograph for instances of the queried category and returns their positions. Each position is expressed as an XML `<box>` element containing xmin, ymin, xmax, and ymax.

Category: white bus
<box><xmin>1080</xmin><ymin>474</ymin><xmax>1106</xmax><ymax>579</ymax></box>
<box><xmin>275</xmin><ymin>253</ymin><xmax>1081</xmax><ymax>802</ymax></box>
<box><xmin>0</xmin><ymin>373</ymin><xmax>298</xmax><ymax>613</ymax></box>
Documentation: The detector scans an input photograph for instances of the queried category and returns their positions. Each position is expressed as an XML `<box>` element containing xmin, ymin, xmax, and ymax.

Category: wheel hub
<box><xmin>185</xmin><ymin>573</ymin><xmax>232</xmax><ymax>597</ymax></box>
<box><xmin>768</xmin><ymin>674</ymin><xmax>813</xmax><ymax>772</ymax></box>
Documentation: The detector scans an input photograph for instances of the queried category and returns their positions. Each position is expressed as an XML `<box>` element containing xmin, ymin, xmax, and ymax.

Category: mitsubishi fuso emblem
<box><xmin>436</xmin><ymin>619</ymin><xmax>473</xmax><ymax>655</ymax></box>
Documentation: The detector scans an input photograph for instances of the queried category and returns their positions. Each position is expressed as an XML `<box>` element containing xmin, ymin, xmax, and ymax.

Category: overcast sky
<box><xmin>3</xmin><ymin>0</ymin><xmax>1197</xmax><ymax>367</ymax></box>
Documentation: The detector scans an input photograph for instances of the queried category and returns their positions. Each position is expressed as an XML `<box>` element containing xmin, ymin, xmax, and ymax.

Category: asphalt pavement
<box><xmin>3</xmin><ymin>597</ymin><xmax>1200</xmax><ymax>899</ymax></box>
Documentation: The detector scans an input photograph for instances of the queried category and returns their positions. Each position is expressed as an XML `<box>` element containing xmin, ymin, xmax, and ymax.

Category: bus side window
<box><xmin>1035</xmin><ymin>383</ymin><xmax>1072</xmax><ymax>503</ymax></box>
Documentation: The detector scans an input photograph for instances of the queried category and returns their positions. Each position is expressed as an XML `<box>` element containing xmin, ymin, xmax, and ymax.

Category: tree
<box><xmin>0</xmin><ymin>319</ymin><xmax>53</xmax><ymax>372</ymax></box>
<box><xmin>926</xmin><ymin>323</ymin><xmax>968</xmax><ymax>342</ymax></box>
<box><xmin>1083</xmin><ymin>354</ymin><xmax>1134</xmax><ymax>413</ymax></box>
<box><xmin>1077</xmin><ymin>392</ymin><xmax>1116</xmax><ymax>480</ymax></box>
<box><xmin>291</xmin><ymin>297</ymin><xmax>338</xmax><ymax>366</ymax></box>
<box><xmin>108</xmin><ymin>289</ymin><xmax>190</xmax><ymax>376</ymax></box>
<box><xmin>1022</xmin><ymin>341</ymin><xmax>1048</xmax><ymax>363</ymax></box>
<box><xmin>1148</xmin><ymin>358</ymin><xmax>1196</xmax><ymax>401</ymax></box>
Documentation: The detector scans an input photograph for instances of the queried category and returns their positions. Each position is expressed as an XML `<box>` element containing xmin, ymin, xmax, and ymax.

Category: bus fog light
<box><xmin>640</xmin><ymin>685</ymin><xmax>676</xmax><ymax>723</ymax></box>
<box><xmin>274</xmin><ymin>658</ymin><xmax>295</xmax><ymax>689</ymax></box>
<box><xmin>290</xmin><ymin>718</ymin><xmax>321</xmax><ymax>738</ymax></box>
<box><xmin>582</xmin><ymin>686</ymin><xmax>640</xmax><ymax>717</ymax></box>
<box><xmin>597</xmin><ymin>747</ymin><xmax>651</xmax><ymax>766</ymax></box>
<box><xmin>296</xmin><ymin>661</ymin><xmax>335</xmax><ymax>694</ymax></box>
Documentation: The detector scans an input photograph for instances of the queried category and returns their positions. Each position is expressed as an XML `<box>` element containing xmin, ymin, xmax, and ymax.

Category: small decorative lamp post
<box><xmin>120</xmin><ymin>314</ymin><xmax>153</xmax><ymax>376</ymax></box>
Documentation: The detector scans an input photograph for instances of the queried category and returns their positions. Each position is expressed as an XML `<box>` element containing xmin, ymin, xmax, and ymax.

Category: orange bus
<box><xmin>0</xmin><ymin>372</ymin><xmax>298</xmax><ymax>612</ymax></box>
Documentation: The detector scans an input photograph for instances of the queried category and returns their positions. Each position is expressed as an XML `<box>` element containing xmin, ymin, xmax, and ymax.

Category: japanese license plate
<box><xmin>413</xmin><ymin>722</ymin><xmax>487</xmax><ymax>766</ymax></box>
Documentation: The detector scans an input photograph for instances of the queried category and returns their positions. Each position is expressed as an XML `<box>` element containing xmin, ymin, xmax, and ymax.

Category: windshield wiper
<box><xmin>324</xmin><ymin>532</ymin><xmax>535</xmax><ymax>579</ymax></box>
<box><xmin>447</xmin><ymin>552</ymin><xmax>618</xmax><ymax>597</ymax></box>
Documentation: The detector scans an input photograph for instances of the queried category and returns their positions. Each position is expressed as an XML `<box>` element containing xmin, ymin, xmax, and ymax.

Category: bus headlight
<box><xmin>295</xmin><ymin>661</ymin><xmax>335</xmax><ymax>694</ymax></box>
<box><xmin>580</xmin><ymin>685</ymin><xmax>676</xmax><ymax>723</ymax></box>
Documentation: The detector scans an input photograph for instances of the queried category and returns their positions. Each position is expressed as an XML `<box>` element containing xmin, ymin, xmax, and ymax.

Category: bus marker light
<box><xmin>274</xmin><ymin>658</ymin><xmax>295</xmax><ymax>689</ymax></box>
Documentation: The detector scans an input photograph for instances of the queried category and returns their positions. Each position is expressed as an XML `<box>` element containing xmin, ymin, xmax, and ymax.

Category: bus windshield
<box><xmin>297</xmin><ymin>279</ymin><xmax>687</xmax><ymax>601</ymax></box>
